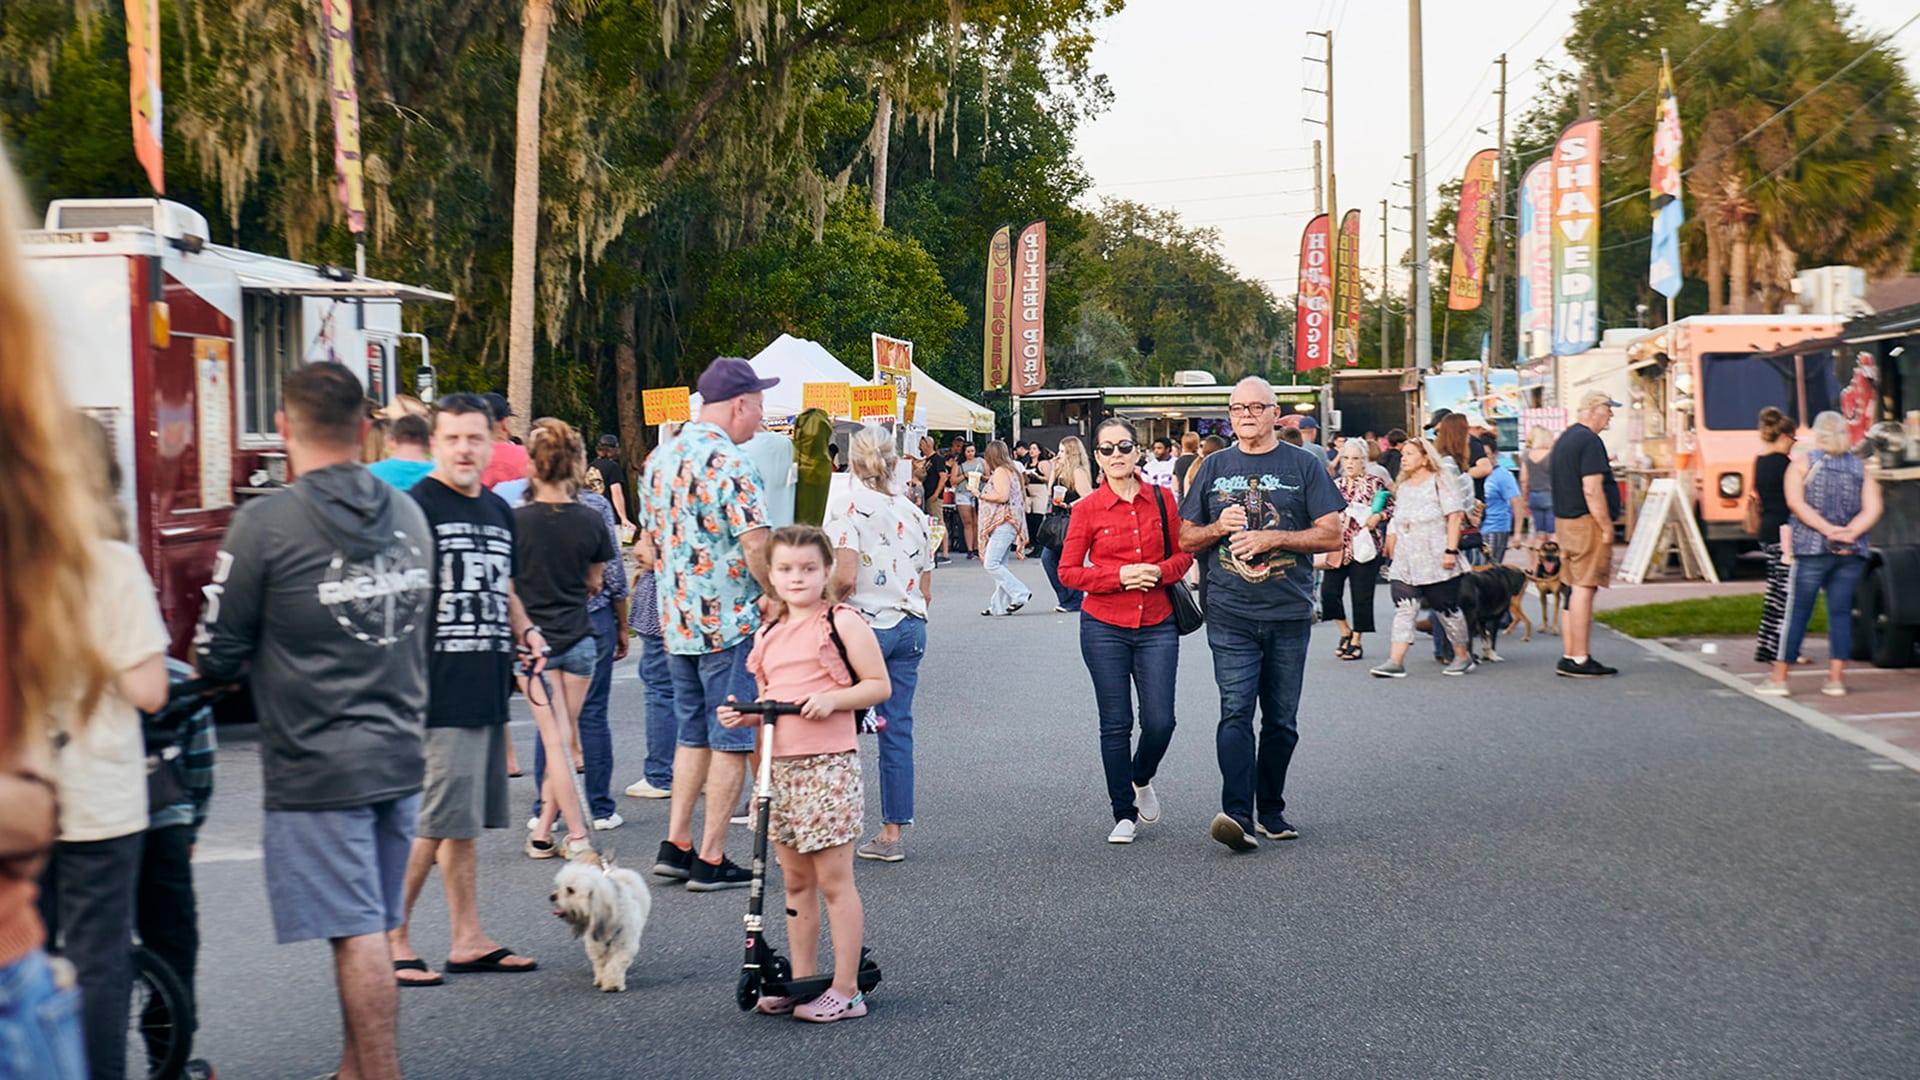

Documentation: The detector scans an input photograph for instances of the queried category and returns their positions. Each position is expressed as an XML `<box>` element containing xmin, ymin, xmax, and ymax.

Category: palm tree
<box><xmin>507</xmin><ymin>0</ymin><xmax>554</xmax><ymax>437</ymax></box>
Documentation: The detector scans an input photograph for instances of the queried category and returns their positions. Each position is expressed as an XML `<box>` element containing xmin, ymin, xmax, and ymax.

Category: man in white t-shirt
<box><xmin>1142</xmin><ymin>438</ymin><xmax>1178</xmax><ymax>489</ymax></box>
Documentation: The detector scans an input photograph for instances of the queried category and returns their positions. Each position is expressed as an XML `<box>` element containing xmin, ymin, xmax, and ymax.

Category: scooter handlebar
<box><xmin>727</xmin><ymin>700</ymin><xmax>802</xmax><ymax>717</ymax></box>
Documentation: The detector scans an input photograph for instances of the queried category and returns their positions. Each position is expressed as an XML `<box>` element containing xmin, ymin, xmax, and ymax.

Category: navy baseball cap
<box><xmin>481</xmin><ymin>392</ymin><xmax>512</xmax><ymax>422</ymax></box>
<box><xmin>1297</xmin><ymin>415</ymin><xmax>1319</xmax><ymax>430</ymax></box>
<box><xmin>697</xmin><ymin>357</ymin><xmax>779</xmax><ymax>404</ymax></box>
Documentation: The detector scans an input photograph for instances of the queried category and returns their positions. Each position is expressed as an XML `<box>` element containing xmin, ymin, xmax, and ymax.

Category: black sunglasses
<box><xmin>1094</xmin><ymin>440</ymin><xmax>1138</xmax><ymax>457</ymax></box>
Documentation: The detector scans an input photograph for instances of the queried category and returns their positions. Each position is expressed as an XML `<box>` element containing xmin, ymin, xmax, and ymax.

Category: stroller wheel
<box><xmin>736</xmin><ymin>971</ymin><xmax>762</xmax><ymax>1011</ymax></box>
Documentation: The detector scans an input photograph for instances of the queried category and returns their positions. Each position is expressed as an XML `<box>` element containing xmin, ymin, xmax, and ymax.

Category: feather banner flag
<box><xmin>1649</xmin><ymin>50</ymin><xmax>1685</xmax><ymax>299</ymax></box>
<box><xmin>1550</xmin><ymin>118</ymin><xmax>1601</xmax><ymax>356</ymax></box>
<box><xmin>1515</xmin><ymin>160</ymin><xmax>1553</xmax><ymax>360</ymax></box>
<box><xmin>983</xmin><ymin>226</ymin><xmax>1012</xmax><ymax>391</ymax></box>
<box><xmin>1447</xmin><ymin>150</ymin><xmax>1499</xmax><ymax>311</ymax></box>
<box><xmin>1011</xmin><ymin>221</ymin><xmax>1048</xmax><ymax>394</ymax></box>
<box><xmin>1294</xmin><ymin>213</ymin><xmax>1333</xmax><ymax>373</ymax></box>
<box><xmin>323</xmin><ymin>0</ymin><xmax>367</xmax><ymax>234</ymax></box>
<box><xmin>125</xmin><ymin>0</ymin><xmax>162</xmax><ymax>192</ymax></box>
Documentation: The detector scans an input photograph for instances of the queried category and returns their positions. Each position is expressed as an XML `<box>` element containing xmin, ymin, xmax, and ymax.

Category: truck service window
<box><xmin>1701</xmin><ymin>352</ymin><xmax>1797</xmax><ymax>431</ymax></box>
<box><xmin>244</xmin><ymin>294</ymin><xmax>299</xmax><ymax>436</ymax></box>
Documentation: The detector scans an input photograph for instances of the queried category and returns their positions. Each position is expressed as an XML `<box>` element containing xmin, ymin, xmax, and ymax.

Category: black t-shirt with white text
<box><xmin>513</xmin><ymin>500</ymin><xmax>616</xmax><ymax>655</ymax></box>
<box><xmin>588</xmin><ymin>455</ymin><xmax>623</xmax><ymax>501</ymax></box>
<box><xmin>411</xmin><ymin>477</ymin><xmax>519</xmax><ymax>729</ymax></box>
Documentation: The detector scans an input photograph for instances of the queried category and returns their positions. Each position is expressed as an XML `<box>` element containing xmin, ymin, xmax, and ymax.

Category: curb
<box><xmin>1620</xmin><ymin>630</ymin><xmax>1920</xmax><ymax>776</ymax></box>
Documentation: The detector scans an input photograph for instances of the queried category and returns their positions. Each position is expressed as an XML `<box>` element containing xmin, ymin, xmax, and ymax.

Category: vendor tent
<box><xmin>909</xmin><ymin>362</ymin><xmax>995</xmax><ymax>434</ymax></box>
<box><xmin>746</xmin><ymin>334</ymin><xmax>871</xmax><ymax>419</ymax></box>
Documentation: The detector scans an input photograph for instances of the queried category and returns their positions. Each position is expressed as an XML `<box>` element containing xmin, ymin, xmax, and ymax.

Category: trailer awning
<box><xmin>237</xmin><ymin>275</ymin><xmax>455</xmax><ymax>304</ymax></box>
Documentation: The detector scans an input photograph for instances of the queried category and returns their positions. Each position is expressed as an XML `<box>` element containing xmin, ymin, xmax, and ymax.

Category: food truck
<box><xmin>1746</xmin><ymin>305</ymin><xmax>1920</xmax><ymax>667</ymax></box>
<box><xmin>21</xmin><ymin>197</ymin><xmax>453</xmax><ymax>659</ymax></box>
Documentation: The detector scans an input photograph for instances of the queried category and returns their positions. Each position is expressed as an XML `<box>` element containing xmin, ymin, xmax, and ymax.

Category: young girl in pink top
<box><xmin>718</xmin><ymin>525</ymin><xmax>890</xmax><ymax>1022</ymax></box>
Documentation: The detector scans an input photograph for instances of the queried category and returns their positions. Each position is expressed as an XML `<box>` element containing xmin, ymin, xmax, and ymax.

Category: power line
<box><xmin>1149</xmin><ymin>186</ymin><xmax>1320</xmax><ymax>206</ymax></box>
<box><xmin>1100</xmin><ymin>166</ymin><xmax>1317</xmax><ymax>188</ymax></box>
<box><xmin>1741</xmin><ymin>82</ymin><xmax>1895</xmax><ymax>198</ymax></box>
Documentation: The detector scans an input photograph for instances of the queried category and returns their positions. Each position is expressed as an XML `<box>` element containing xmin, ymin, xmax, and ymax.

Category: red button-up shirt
<box><xmin>1057</xmin><ymin>480</ymin><xmax>1195</xmax><ymax>629</ymax></box>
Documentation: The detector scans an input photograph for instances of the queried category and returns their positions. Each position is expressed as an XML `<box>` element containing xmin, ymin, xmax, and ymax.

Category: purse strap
<box><xmin>1149</xmin><ymin>482</ymin><xmax>1177</xmax><ymax>564</ymax></box>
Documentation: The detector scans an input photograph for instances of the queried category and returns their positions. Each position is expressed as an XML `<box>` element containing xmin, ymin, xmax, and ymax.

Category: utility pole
<box><xmin>1487</xmin><ymin>53</ymin><xmax>1509</xmax><ymax>368</ymax></box>
<box><xmin>1308</xmin><ymin>29</ymin><xmax>1338</xmax><ymax>364</ymax></box>
<box><xmin>1312</xmin><ymin>140</ymin><xmax>1324</xmax><ymax>215</ymax></box>
<box><xmin>1408</xmin><ymin>0</ymin><xmax>1431</xmax><ymax>370</ymax></box>
<box><xmin>1381</xmin><ymin>197</ymin><xmax>1392</xmax><ymax>370</ymax></box>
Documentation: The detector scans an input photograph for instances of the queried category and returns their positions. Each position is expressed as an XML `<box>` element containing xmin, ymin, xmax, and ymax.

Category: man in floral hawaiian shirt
<box><xmin>640</xmin><ymin>358</ymin><xmax>777</xmax><ymax>892</ymax></box>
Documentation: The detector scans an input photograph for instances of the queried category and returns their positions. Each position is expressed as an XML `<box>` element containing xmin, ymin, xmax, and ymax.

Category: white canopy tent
<box><xmin>744</xmin><ymin>333</ymin><xmax>871</xmax><ymax>419</ymax></box>
<box><xmin>908</xmin><ymin>362</ymin><xmax>994</xmax><ymax>435</ymax></box>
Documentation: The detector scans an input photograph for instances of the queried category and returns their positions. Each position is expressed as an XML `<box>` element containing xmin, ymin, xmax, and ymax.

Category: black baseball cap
<box><xmin>597</xmin><ymin>434</ymin><xmax>620</xmax><ymax>450</ymax></box>
<box><xmin>481</xmin><ymin>392</ymin><xmax>512</xmax><ymax>423</ymax></box>
<box><xmin>697</xmin><ymin>357</ymin><xmax>779</xmax><ymax>404</ymax></box>
<box><xmin>1426</xmin><ymin>408</ymin><xmax>1453</xmax><ymax>429</ymax></box>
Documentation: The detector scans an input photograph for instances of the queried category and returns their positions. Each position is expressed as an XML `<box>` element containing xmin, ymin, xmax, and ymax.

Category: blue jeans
<box><xmin>533</xmin><ymin>606</ymin><xmax>618</xmax><ymax>819</ymax></box>
<box><xmin>871</xmin><ymin>617</ymin><xmax>927</xmax><ymax>825</ymax></box>
<box><xmin>1040</xmin><ymin>546</ymin><xmax>1084</xmax><ymax>611</ymax></box>
<box><xmin>983</xmin><ymin>523</ymin><xmax>1031</xmax><ymax>614</ymax></box>
<box><xmin>1205</xmin><ymin>610</ymin><xmax>1309</xmax><ymax>830</ymax></box>
<box><xmin>637</xmin><ymin>632</ymin><xmax>677</xmax><ymax>789</ymax></box>
<box><xmin>1081</xmin><ymin>615</ymin><xmax>1179</xmax><ymax>822</ymax></box>
<box><xmin>0</xmin><ymin>951</ymin><xmax>87</xmax><ymax>1079</ymax></box>
<box><xmin>669</xmin><ymin>642</ymin><xmax>757</xmax><ymax>753</ymax></box>
<box><xmin>1780</xmin><ymin>553</ymin><xmax>1866</xmax><ymax>664</ymax></box>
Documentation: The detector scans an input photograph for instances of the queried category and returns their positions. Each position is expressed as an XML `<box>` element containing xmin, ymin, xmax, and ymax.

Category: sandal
<box><xmin>444</xmin><ymin>947</ymin><xmax>538</xmax><ymax>974</ymax></box>
<box><xmin>393</xmin><ymin>958</ymin><xmax>443</xmax><ymax>987</ymax></box>
<box><xmin>793</xmin><ymin>987</ymin><xmax>867</xmax><ymax>1023</ymax></box>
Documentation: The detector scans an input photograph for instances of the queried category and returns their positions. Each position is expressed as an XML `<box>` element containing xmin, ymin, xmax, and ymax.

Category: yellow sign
<box><xmin>642</xmin><ymin>386</ymin><xmax>691</xmax><ymax>425</ymax></box>
<box><xmin>904</xmin><ymin>391</ymin><xmax>918</xmax><ymax>424</ymax></box>
<box><xmin>851</xmin><ymin>385</ymin><xmax>896</xmax><ymax>419</ymax></box>
<box><xmin>802</xmin><ymin>382</ymin><xmax>853</xmax><ymax>416</ymax></box>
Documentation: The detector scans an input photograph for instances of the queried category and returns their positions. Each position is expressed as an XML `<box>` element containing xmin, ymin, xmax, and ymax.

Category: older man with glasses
<box><xmin>1178</xmin><ymin>378</ymin><xmax>1345</xmax><ymax>853</ymax></box>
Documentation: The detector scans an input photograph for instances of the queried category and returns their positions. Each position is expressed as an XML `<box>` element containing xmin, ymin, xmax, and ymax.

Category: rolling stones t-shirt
<box><xmin>1178</xmin><ymin>441</ymin><xmax>1345</xmax><ymax>623</ymax></box>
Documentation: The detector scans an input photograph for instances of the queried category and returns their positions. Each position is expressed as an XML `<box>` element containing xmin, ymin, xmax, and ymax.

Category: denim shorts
<box><xmin>0</xmin><ymin>951</ymin><xmax>86</xmax><ymax>1079</ymax></box>
<box><xmin>547</xmin><ymin>634</ymin><xmax>599</xmax><ymax>678</ymax></box>
<box><xmin>262</xmin><ymin>794</ymin><xmax>420</xmax><ymax>944</ymax></box>
<box><xmin>669</xmin><ymin>641</ymin><xmax>757</xmax><ymax>753</ymax></box>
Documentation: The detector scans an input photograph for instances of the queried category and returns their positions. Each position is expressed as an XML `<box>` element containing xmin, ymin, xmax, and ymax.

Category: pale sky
<box><xmin>1075</xmin><ymin>0</ymin><xmax>1920</xmax><ymax>302</ymax></box>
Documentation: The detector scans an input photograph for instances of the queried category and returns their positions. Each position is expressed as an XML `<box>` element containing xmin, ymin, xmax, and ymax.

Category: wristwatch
<box><xmin>1444</xmin><ymin>548</ymin><xmax>1459</xmax><ymax>555</ymax></box>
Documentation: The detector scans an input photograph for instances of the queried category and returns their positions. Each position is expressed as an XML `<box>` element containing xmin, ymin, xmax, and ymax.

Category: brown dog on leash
<box><xmin>1527</xmin><ymin>541</ymin><xmax>1568</xmax><ymax>636</ymax></box>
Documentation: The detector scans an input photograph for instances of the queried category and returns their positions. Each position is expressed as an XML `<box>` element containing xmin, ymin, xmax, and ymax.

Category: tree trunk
<box><xmin>1728</xmin><ymin>227</ymin><xmax>1749</xmax><ymax>315</ymax></box>
<box><xmin>506</xmin><ymin>0</ymin><xmax>554</xmax><ymax>438</ymax></box>
<box><xmin>870</xmin><ymin>83</ymin><xmax>893</xmax><ymax>227</ymax></box>
<box><xmin>614</xmin><ymin>297</ymin><xmax>642</xmax><ymax>507</ymax></box>
<box><xmin>1704</xmin><ymin>219</ymin><xmax>1724</xmax><ymax>314</ymax></box>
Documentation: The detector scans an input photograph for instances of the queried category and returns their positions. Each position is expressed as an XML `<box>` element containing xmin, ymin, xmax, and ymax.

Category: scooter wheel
<box><xmin>735</xmin><ymin>971</ymin><xmax>761</xmax><ymax>1012</ymax></box>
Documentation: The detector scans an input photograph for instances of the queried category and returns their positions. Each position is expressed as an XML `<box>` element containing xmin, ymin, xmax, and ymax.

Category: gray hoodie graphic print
<box><xmin>197</xmin><ymin>463</ymin><xmax>433</xmax><ymax>811</ymax></box>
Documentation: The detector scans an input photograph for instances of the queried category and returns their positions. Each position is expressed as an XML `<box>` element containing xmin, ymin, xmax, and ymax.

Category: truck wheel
<box><xmin>1861</xmin><ymin>565</ymin><xmax>1917</xmax><ymax>669</ymax></box>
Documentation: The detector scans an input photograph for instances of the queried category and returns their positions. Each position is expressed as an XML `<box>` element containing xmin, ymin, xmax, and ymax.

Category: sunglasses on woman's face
<box><xmin>1095</xmin><ymin>441</ymin><xmax>1138</xmax><ymax>457</ymax></box>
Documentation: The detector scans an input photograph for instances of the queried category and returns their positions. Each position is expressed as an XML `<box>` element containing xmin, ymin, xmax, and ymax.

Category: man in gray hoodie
<box><xmin>196</xmin><ymin>361</ymin><xmax>431</xmax><ymax>1080</ymax></box>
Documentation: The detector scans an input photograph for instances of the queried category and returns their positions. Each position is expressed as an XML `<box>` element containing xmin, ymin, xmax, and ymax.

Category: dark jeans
<box><xmin>636</xmin><ymin>632</ymin><xmax>677</xmax><ymax>789</ymax></box>
<box><xmin>534</xmin><ymin>605</ymin><xmax>619</xmax><ymax>820</ymax></box>
<box><xmin>1204</xmin><ymin>610</ymin><xmax>1309</xmax><ymax>830</ymax></box>
<box><xmin>136</xmin><ymin>825</ymin><xmax>199</xmax><ymax>1047</ymax></box>
<box><xmin>1081</xmin><ymin>615</ymin><xmax>1180</xmax><ymax>823</ymax></box>
<box><xmin>1040</xmin><ymin>546</ymin><xmax>1084</xmax><ymax>611</ymax></box>
<box><xmin>38</xmin><ymin>831</ymin><xmax>143</xmax><ymax>1080</ymax></box>
<box><xmin>1319</xmin><ymin>558</ymin><xmax>1382</xmax><ymax>633</ymax></box>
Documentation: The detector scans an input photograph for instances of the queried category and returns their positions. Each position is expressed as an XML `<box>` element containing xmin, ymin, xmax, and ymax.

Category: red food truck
<box><xmin>21</xmin><ymin>197</ymin><xmax>452</xmax><ymax>660</ymax></box>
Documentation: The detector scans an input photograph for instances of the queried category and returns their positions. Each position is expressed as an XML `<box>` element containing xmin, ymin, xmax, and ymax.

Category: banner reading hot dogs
<box><xmin>1012</xmin><ymin>221</ymin><xmax>1047</xmax><ymax>394</ymax></box>
<box><xmin>1551</xmin><ymin>118</ymin><xmax>1601</xmax><ymax>356</ymax></box>
<box><xmin>1294</xmin><ymin>213</ymin><xmax>1332</xmax><ymax>373</ymax></box>
<box><xmin>982</xmin><ymin>224</ymin><xmax>1012</xmax><ymax>392</ymax></box>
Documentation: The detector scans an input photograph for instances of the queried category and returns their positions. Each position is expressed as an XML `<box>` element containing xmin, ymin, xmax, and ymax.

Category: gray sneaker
<box><xmin>1442</xmin><ymin>656</ymin><xmax>1479</xmax><ymax>676</ymax></box>
<box><xmin>1369</xmin><ymin>661</ymin><xmax>1407</xmax><ymax>679</ymax></box>
<box><xmin>1132</xmin><ymin>782</ymin><xmax>1161</xmax><ymax>825</ymax></box>
<box><xmin>855</xmin><ymin>835</ymin><xmax>906</xmax><ymax>862</ymax></box>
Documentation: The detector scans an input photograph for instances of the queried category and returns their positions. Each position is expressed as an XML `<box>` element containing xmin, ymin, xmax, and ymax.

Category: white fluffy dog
<box><xmin>549</xmin><ymin>855</ymin><xmax>652</xmax><ymax>992</ymax></box>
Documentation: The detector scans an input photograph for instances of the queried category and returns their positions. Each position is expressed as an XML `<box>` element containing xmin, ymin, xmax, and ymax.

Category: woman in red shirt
<box><xmin>1058</xmin><ymin>419</ymin><xmax>1195</xmax><ymax>844</ymax></box>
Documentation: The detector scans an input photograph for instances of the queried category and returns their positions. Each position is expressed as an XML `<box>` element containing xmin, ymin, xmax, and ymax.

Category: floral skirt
<box><xmin>769</xmin><ymin>751</ymin><xmax>863</xmax><ymax>854</ymax></box>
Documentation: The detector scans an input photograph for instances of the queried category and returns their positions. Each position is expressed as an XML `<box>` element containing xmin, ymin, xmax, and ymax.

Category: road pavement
<box><xmin>186</xmin><ymin>556</ymin><xmax>1920</xmax><ymax>1078</ymax></box>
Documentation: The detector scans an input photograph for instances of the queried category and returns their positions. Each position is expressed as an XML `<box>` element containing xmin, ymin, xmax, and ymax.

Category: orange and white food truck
<box><xmin>21</xmin><ymin>197</ymin><xmax>452</xmax><ymax>660</ymax></box>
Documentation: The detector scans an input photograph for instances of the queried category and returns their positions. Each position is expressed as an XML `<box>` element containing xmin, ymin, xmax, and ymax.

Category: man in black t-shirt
<box><xmin>921</xmin><ymin>437</ymin><xmax>951</xmax><ymax>563</ymax></box>
<box><xmin>1550</xmin><ymin>390</ymin><xmax>1623</xmax><ymax>679</ymax></box>
<box><xmin>1179</xmin><ymin>377</ymin><xmax>1346</xmax><ymax>853</ymax></box>
<box><xmin>388</xmin><ymin>394</ymin><xmax>546</xmax><ymax>985</ymax></box>
<box><xmin>1379</xmin><ymin>428</ymin><xmax>1406</xmax><ymax>481</ymax></box>
<box><xmin>588</xmin><ymin>435</ymin><xmax>633</xmax><ymax>533</ymax></box>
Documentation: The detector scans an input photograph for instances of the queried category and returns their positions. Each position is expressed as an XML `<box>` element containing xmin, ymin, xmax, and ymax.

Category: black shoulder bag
<box><xmin>823</xmin><ymin>608</ymin><xmax>882</xmax><ymax>734</ymax></box>
<box><xmin>1150</xmin><ymin>485</ymin><xmax>1205</xmax><ymax>636</ymax></box>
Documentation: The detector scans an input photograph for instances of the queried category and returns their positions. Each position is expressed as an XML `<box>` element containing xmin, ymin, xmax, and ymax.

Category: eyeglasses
<box><xmin>1094</xmin><ymin>441</ymin><xmax>1138</xmax><ymax>457</ymax></box>
<box><xmin>1227</xmin><ymin>403</ymin><xmax>1277</xmax><ymax>417</ymax></box>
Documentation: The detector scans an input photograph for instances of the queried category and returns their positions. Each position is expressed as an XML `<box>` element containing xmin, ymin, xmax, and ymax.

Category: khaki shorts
<box><xmin>418</xmin><ymin>725</ymin><xmax>510</xmax><ymax>840</ymax></box>
<box><xmin>1557</xmin><ymin>514</ymin><xmax>1612</xmax><ymax>589</ymax></box>
<box><xmin>768</xmin><ymin>751</ymin><xmax>863</xmax><ymax>854</ymax></box>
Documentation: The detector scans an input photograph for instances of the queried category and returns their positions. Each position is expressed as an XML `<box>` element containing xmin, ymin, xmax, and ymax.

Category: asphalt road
<box><xmin>187</xmin><ymin>556</ymin><xmax>1920</xmax><ymax>1079</ymax></box>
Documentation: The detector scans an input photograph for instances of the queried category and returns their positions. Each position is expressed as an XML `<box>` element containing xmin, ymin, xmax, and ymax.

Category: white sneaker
<box><xmin>526</xmin><ymin>815</ymin><xmax>540</xmax><ymax>831</ymax></box>
<box><xmin>1132</xmin><ymin>782</ymin><xmax>1161</xmax><ymax>824</ymax></box>
<box><xmin>1756</xmin><ymin>680</ymin><xmax>1791</xmax><ymax>697</ymax></box>
<box><xmin>1107</xmin><ymin>819</ymin><xmax>1137</xmax><ymax>844</ymax></box>
<box><xmin>624</xmin><ymin>780</ymin><xmax>671</xmax><ymax>799</ymax></box>
<box><xmin>592</xmin><ymin>813</ymin><xmax>624</xmax><ymax>831</ymax></box>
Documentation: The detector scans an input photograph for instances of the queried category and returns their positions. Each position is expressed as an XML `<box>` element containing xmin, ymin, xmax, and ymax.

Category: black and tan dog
<box><xmin>1526</xmin><ymin>541</ymin><xmax>1569</xmax><ymax>635</ymax></box>
<box><xmin>1460</xmin><ymin>563</ymin><xmax>1532</xmax><ymax>661</ymax></box>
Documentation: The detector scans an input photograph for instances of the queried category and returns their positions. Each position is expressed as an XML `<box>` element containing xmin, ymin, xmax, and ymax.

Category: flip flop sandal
<box><xmin>444</xmin><ymin>947</ymin><xmax>538</xmax><ymax>974</ymax></box>
<box><xmin>393</xmin><ymin>959</ymin><xmax>443</xmax><ymax>987</ymax></box>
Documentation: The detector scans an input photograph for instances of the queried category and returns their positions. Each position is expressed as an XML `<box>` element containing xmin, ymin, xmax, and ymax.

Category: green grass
<box><xmin>1596</xmin><ymin>593</ymin><xmax>1828</xmax><ymax>639</ymax></box>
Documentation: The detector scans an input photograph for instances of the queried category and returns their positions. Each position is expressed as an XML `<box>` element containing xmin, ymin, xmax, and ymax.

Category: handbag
<box><xmin>1037</xmin><ymin>508</ymin><xmax>1071</xmax><ymax>551</ymax></box>
<box><xmin>1743</xmin><ymin>490</ymin><xmax>1761</xmax><ymax>536</ymax></box>
<box><xmin>1150</xmin><ymin>484</ymin><xmax>1205</xmax><ymax>636</ymax></box>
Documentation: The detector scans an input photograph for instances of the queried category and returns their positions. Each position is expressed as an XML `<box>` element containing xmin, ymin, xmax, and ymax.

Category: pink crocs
<box><xmin>793</xmin><ymin>988</ymin><xmax>867</xmax><ymax>1023</ymax></box>
<box><xmin>753</xmin><ymin>993</ymin><xmax>797</xmax><ymax>1016</ymax></box>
